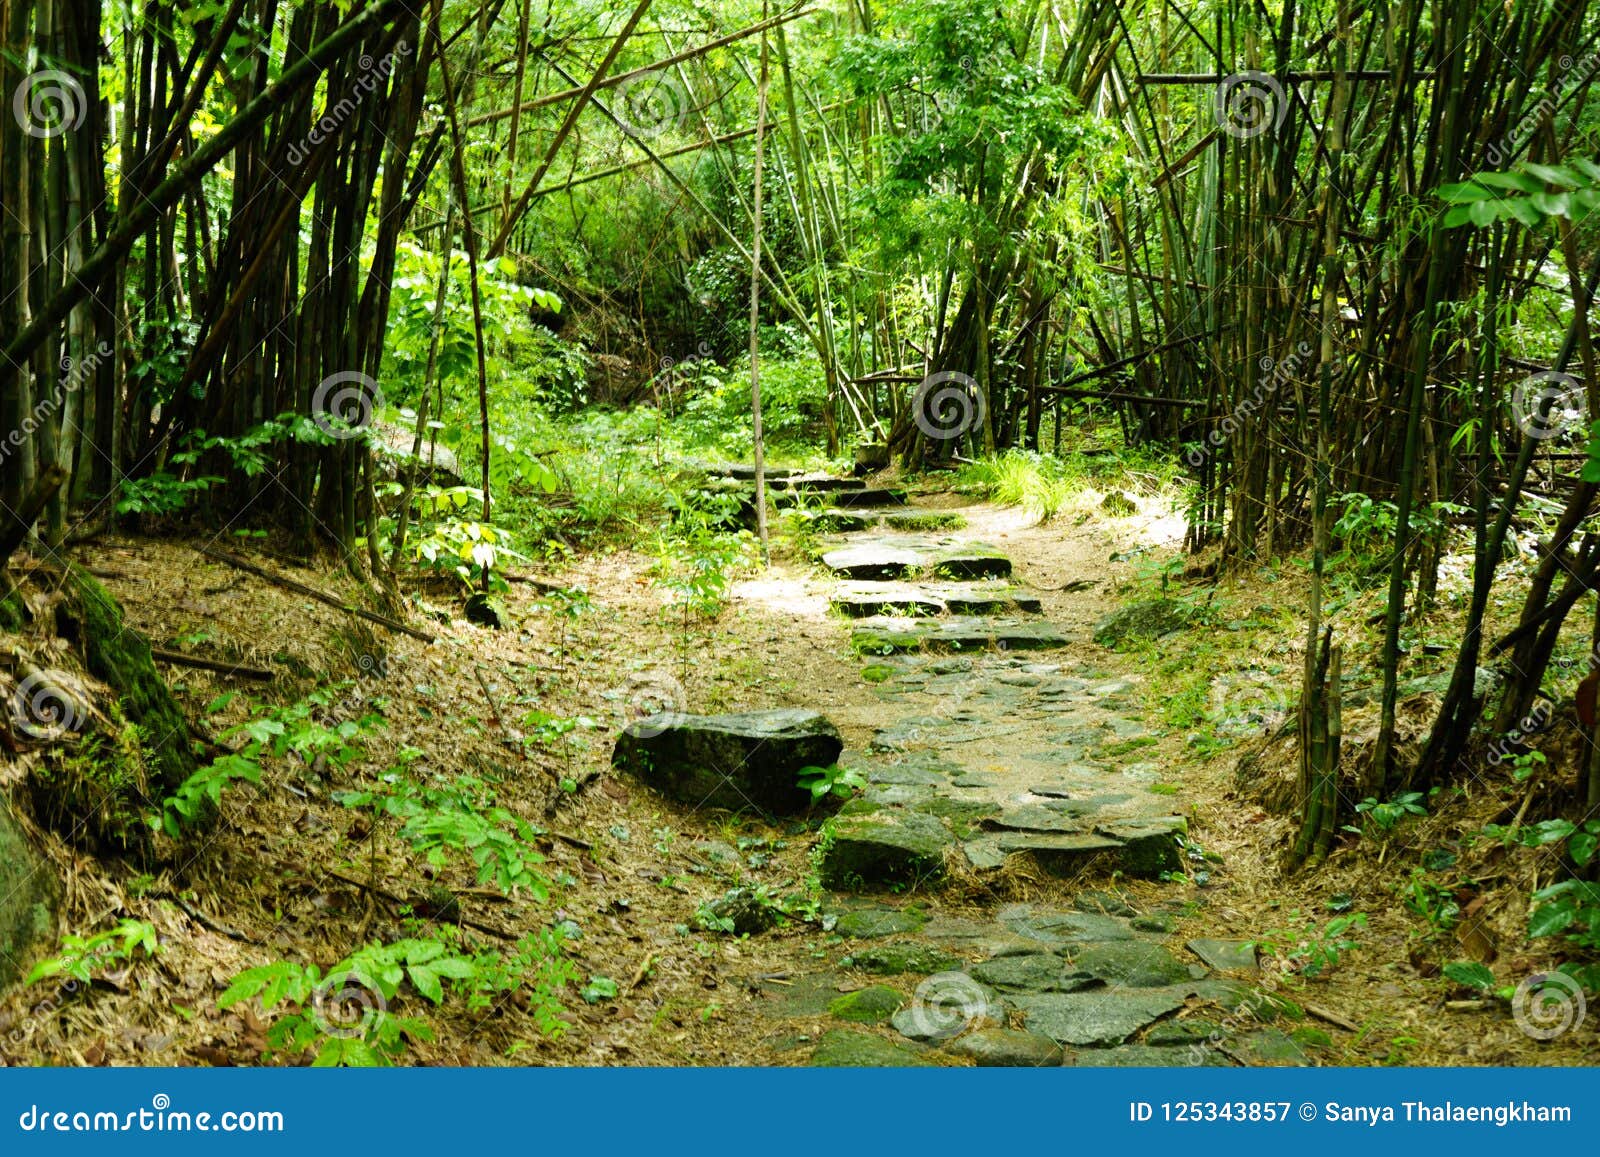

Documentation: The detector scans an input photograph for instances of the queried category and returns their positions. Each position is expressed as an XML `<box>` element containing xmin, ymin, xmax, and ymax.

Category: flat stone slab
<box><xmin>852</xmin><ymin>617</ymin><xmax>1069</xmax><ymax>654</ymax></box>
<box><xmin>999</xmin><ymin>905</ymin><xmax>1140</xmax><ymax>945</ymax></box>
<box><xmin>1065</xmin><ymin>942</ymin><xmax>1194</xmax><ymax>988</ymax></box>
<box><xmin>831</xmin><ymin>582</ymin><xmax>1042</xmax><ymax>618</ymax></box>
<box><xmin>819</xmin><ymin>812</ymin><xmax>955</xmax><ymax>891</ymax></box>
<box><xmin>928</xmin><ymin>549</ymin><xmax>1013</xmax><ymax>580</ymax></box>
<box><xmin>769</xmin><ymin>475</ymin><xmax>867</xmax><ymax>493</ymax></box>
<box><xmin>1094</xmin><ymin>816</ymin><xmax>1187</xmax><ymax>877</ymax></box>
<box><xmin>713</xmin><ymin>463</ymin><xmax>800</xmax><ymax>481</ymax></box>
<box><xmin>1016</xmin><ymin>990</ymin><xmax>1187</xmax><ymax>1046</ymax></box>
<box><xmin>1188</xmin><ymin>938</ymin><xmax>1258</xmax><ymax>972</ymax></box>
<box><xmin>992</xmin><ymin>832</ymin><xmax>1125</xmax><ymax>876</ymax></box>
<box><xmin>831</xmin><ymin>487</ymin><xmax>908</xmax><ymax>508</ymax></box>
<box><xmin>945</xmin><ymin>1027</ymin><xmax>1064</xmax><ymax>1067</ymax></box>
<box><xmin>823</xmin><ymin>545</ymin><xmax>922</xmax><ymax>580</ymax></box>
<box><xmin>808</xmin><ymin>1029</ymin><xmax>935</xmax><ymax>1066</ymax></box>
<box><xmin>612</xmin><ymin>708</ymin><xmax>841</xmax><ymax>814</ymax></box>
<box><xmin>972</xmin><ymin>953</ymin><xmax>1096</xmax><ymax>994</ymax></box>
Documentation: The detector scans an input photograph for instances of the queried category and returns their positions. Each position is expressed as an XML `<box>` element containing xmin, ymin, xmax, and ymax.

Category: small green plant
<box><xmin>1249</xmin><ymin>911</ymin><xmax>1368</xmax><ymax>978</ymax></box>
<box><xmin>336</xmin><ymin>761</ymin><xmax>550</xmax><ymax>897</ymax></box>
<box><xmin>27</xmin><ymin>919</ymin><xmax>160</xmax><ymax>986</ymax></box>
<box><xmin>581</xmin><ymin>975</ymin><xmax>620</xmax><ymax>1004</ymax></box>
<box><xmin>155</xmin><ymin>752</ymin><xmax>262</xmax><ymax>837</ymax></box>
<box><xmin>797</xmin><ymin>764</ymin><xmax>866</xmax><ymax>804</ymax></box>
<box><xmin>1346</xmin><ymin>792</ymin><xmax>1427</xmax><ymax>839</ymax></box>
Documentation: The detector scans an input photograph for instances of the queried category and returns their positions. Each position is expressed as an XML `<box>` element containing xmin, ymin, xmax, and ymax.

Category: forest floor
<box><xmin>1</xmin><ymin>470</ymin><xmax>1593</xmax><ymax>1067</ymax></box>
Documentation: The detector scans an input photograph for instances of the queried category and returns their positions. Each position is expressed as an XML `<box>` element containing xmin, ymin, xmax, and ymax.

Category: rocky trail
<box><xmin>619</xmin><ymin>469</ymin><xmax>1320</xmax><ymax>1067</ymax></box>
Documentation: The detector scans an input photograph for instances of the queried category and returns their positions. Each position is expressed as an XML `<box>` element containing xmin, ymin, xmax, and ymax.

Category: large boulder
<box><xmin>0</xmin><ymin>798</ymin><xmax>58</xmax><ymax>990</ymax></box>
<box><xmin>611</xmin><ymin>708</ymin><xmax>842</xmax><ymax>815</ymax></box>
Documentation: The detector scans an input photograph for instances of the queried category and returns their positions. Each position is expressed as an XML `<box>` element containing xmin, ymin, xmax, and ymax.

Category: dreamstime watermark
<box><xmin>1186</xmin><ymin>341</ymin><xmax>1314</xmax><ymax>467</ymax></box>
<box><xmin>613</xmin><ymin>669</ymin><xmax>687</xmax><ymax>739</ymax></box>
<box><xmin>1487</xmin><ymin>51</ymin><xmax>1600</xmax><ymax>167</ymax></box>
<box><xmin>913</xmin><ymin>370</ymin><xmax>987</xmax><ymax>442</ymax></box>
<box><xmin>616</xmin><ymin>70</ymin><xmax>689</xmax><ymax>140</ymax></box>
<box><xmin>1512</xmin><ymin>972</ymin><xmax>1587</xmax><ymax>1041</ymax></box>
<box><xmin>311</xmin><ymin>969</ymin><xmax>387</xmax><ymax>1040</ymax></box>
<box><xmin>1216</xmin><ymin>71</ymin><xmax>1288</xmax><ymax>140</ymax></box>
<box><xmin>0</xmin><ymin>341</ymin><xmax>113</xmax><ymax>466</ymax></box>
<box><xmin>312</xmin><ymin>370</ymin><xmax>385</xmax><ymax>439</ymax></box>
<box><xmin>1511</xmin><ymin>370</ymin><xmax>1586</xmax><ymax>442</ymax></box>
<box><xmin>1209</xmin><ymin>670</ymin><xmax>1293</xmax><ymax>738</ymax></box>
<box><xmin>8</xmin><ymin>670</ymin><xmax>86</xmax><ymax>743</ymax></box>
<box><xmin>284</xmin><ymin>42</ymin><xmax>411</xmax><ymax>166</ymax></box>
<box><xmin>905</xmin><ymin>970</ymin><xmax>993</xmax><ymax>1041</ymax></box>
<box><xmin>11</xmin><ymin>69</ymin><xmax>87</xmax><ymax>139</ymax></box>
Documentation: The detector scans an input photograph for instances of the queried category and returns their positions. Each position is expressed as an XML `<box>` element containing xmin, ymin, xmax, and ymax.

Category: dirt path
<box><xmin>669</xmin><ymin>475</ymin><xmax>1314</xmax><ymax>1067</ymax></box>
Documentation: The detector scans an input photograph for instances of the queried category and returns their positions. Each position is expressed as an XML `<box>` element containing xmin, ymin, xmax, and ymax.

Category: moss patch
<box><xmin>67</xmin><ymin>568</ymin><xmax>196</xmax><ymax>795</ymax></box>
<box><xmin>29</xmin><ymin>705</ymin><xmax>153</xmax><ymax>854</ymax></box>
<box><xmin>828</xmin><ymin>984</ymin><xmax>905</xmax><ymax>1023</ymax></box>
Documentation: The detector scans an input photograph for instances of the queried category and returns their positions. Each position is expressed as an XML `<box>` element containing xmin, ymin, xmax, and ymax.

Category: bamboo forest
<box><xmin>0</xmin><ymin>0</ymin><xmax>1598</xmax><ymax>1080</ymax></box>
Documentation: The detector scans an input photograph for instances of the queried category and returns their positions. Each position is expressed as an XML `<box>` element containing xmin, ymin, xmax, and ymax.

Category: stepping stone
<box><xmin>714</xmin><ymin>463</ymin><xmax>800</xmax><ymax>481</ymax></box>
<box><xmin>993</xmin><ymin>832</ymin><xmax>1125</xmax><ymax>876</ymax></box>
<box><xmin>830</xmin><ymin>582</ymin><xmax>1042</xmax><ymax>618</ymax></box>
<box><xmin>1072</xmin><ymin>890</ymin><xmax>1138</xmax><ymax>917</ymax></box>
<box><xmin>929</xmin><ymin>548</ymin><xmax>1013</xmax><ymax>580</ymax></box>
<box><xmin>945</xmin><ymin>1028</ymin><xmax>1064</xmax><ymax>1067</ymax></box>
<box><xmin>999</xmin><ymin>905</ymin><xmax>1138</xmax><ymax>945</ymax></box>
<box><xmin>832</xmin><ymin>905</ymin><xmax>927</xmax><ymax>938</ymax></box>
<box><xmin>823</xmin><ymin>545</ymin><xmax>921</xmax><ymax>580</ymax></box>
<box><xmin>611</xmin><ymin>708</ymin><xmax>842</xmax><ymax>815</ymax></box>
<box><xmin>972</xmin><ymin>953</ymin><xmax>1095</xmax><ymax>994</ymax></box>
<box><xmin>829</xmin><ymin>985</ymin><xmax>906</xmax><ymax>1023</ymax></box>
<box><xmin>1065</xmin><ymin>942</ymin><xmax>1193</xmax><ymax>988</ymax></box>
<box><xmin>889</xmin><ymin>980</ymin><xmax>1007</xmax><ymax>1042</ymax></box>
<box><xmin>1094</xmin><ymin>816</ymin><xmax>1187</xmax><ymax>877</ymax></box>
<box><xmin>846</xmin><ymin>943</ymin><xmax>962</xmax><ymax>976</ymax></box>
<box><xmin>819</xmin><ymin>812</ymin><xmax>955</xmax><ymax>891</ymax></box>
<box><xmin>769</xmin><ymin>476</ymin><xmax>867</xmax><ymax>493</ymax></box>
<box><xmin>1016</xmin><ymin>989</ymin><xmax>1187</xmax><ymax>1046</ymax></box>
<box><xmin>985</xmin><ymin>804</ymin><xmax>1095</xmax><ymax>834</ymax></box>
<box><xmin>851</xmin><ymin>617</ymin><xmax>1068</xmax><ymax>654</ymax></box>
<box><xmin>808</xmin><ymin>1029</ymin><xmax>935</xmax><ymax>1067</ymax></box>
<box><xmin>795</xmin><ymin>509</ymin><xmax>870</xmax><ymax>534</ymax></box>
<box><xmin>831</xmin><ymin>587</ymin><xmax>945</xmax><ymax>618</ymax></box>
<box><xmin>1188</xmin><ymin>938</ymin><xmax>1258</xmax><ymax>972</ymax></box>
<box><xmin>832</xmin><ymin>487</ymin><xmax>908</xmax><ymax>508</ymax></box>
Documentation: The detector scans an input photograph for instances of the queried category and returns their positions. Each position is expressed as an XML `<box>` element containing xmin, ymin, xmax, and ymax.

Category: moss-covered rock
<box><xmin>28</xmin><ymin>705</ymin><xmax>152</xmax><ymax>854</ymax></box>
<box><xmin>846</xmin><ymin>942</ymin><xmax>961</xmax><ymax>976</ymax></box>
<box><xmin>807</xmin><ymin>1028</ymin><xmax>935</xmax><ymax>1067</ymax></box>
<box><xmin>828</xmin><ymin>985</ymin><xmax>905</xmax><ymax>1023</ymax></box>
<box><xmin>1092</xmin><ymin>600</ymin><xmax>1192</xmax><ymax>648</ymax></box>
<box><xmin>818</xmin><ymin>812</ymin><xmax>954</xmax><ymax>891</ymax></box>
<box><xmin>0</xmin><ymin>797</ymin><xmax>59</xmax><ymax>990</ymax></box>
<box><xmin>65</xmin><ymin>568</ymin><xmax>196</xmax><ymax>796</ymax></box>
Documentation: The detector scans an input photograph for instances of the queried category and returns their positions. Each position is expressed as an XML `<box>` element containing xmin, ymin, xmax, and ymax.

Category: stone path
<box><xmin>640</xmin><ymin>469</ymin><xmax>1321</xmax><ymax>1066</ymax></box>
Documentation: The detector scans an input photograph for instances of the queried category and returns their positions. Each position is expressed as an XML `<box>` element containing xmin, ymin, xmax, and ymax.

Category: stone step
<box><xmin>768</xmin><ymin>476</ymin><xmax>867</xmax><ymax>493</ymax></box>
<box><xmin>852</xmin><ymin>616</ymin><xmax>1069</xmax><ymax>654</ymax></box>
<box><xmin>830</xmin><ymin>487</ymin><xmax>908</xmax><ymax>508</ymax></box>
<box><xmin>821</xmin><ymin>541</ymin><xmax>1013</xmax><ymax>581</ymax></box>
<box><xmin>830</xmin><ymin>582</ymin><xmax>1042</xmax><ymax>618</ymax></box>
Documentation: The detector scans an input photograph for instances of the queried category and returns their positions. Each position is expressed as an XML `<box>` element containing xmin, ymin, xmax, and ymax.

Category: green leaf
<box><xmin>1528</xmin><ymin>901</ymin><xmax>1574</xmax><ymax>939</ymax></box>
<box><xmin>1442</xmin><ymin>960</ymin><xmax>1495</xmax><ymax>990</ymax></box>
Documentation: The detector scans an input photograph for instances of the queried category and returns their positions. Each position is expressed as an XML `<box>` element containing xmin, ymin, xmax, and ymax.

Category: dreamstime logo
<box><xmin>1487</xmin><ymin>51</ymin><xmax>1600</xmax><ymax>166</ymax></box>
<box><xmin>12</xmin><ymin>69</ymin><xmax>87</xmax><ymax>139</ymax></box>
<box><xmin>616</xmin><ymin>70</ymin><xmax>688</xmax><ymax>140</ymax></box>
<box><xmin>913</xmin><ymin>371</ymin><xmax>986</xmax><ymax>442</ymax></box>
<box><xmin>285</xmin><ymin>42</ymin><xmax>411</xmax><ymax>165</ymax></box>
<box><xmin>617</xmin><ymin>670</ymin><xmax>687</xmax><ymax>739</ymax></box>
<box><xmin>906</xmin><ymin>971</ymin><xmax>990</xmax><ymax>1041</ymax></box>
<box><xmin>1512</xmin><ymin>371</ymin><xmax>1586</xmax><ymax>441</ymax></box>
<box><xmin>1186</xmin><ymin>341</ymin><xmax>1313</xmax><ymax>467</ymax></box>
<box><xmin>312</xmin><ymin>970</ymin><xmax>386</xmax><ymax>1040</ymax></box>
<box><xmin>1216</xmin><ymin>71</ymin><xmax>1287</xmax><ymax>140</ymax></box>
<box><xmin>9</xmin><ymin>672</ymin><xmax>85</xmax><ymax>742</ymax></box>
<box><xmin>1209</xmin><ymin>670</ymin><xmax>1293</xmax><ymax>738</ymax></box>
<box><xmin>1512</xmin><ymin>972</ymin><xmax>1587</xmax><ymax>1041</ymax></box>
<box><xmin>1</xmin><ymin>340</ymin><xmax>112</xmax><ymax>466</ymax></box>
<box><xmin>312</xmin><ymin>371</ymin><xmax>384</xmax><ymax>439</ymax></box>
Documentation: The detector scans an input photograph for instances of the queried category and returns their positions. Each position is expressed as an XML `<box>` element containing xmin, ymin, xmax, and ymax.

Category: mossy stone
<box><xmin>846</xmin><ymin>943</ymin><xmax>961</xmax><ymax>976</ymax></box>
<box><xmin>828</xmin><ymin>985</ymin><xmax>905</xmax><ymax>1023</ymax></box>
<box><xmin>0</xmin><ymin>798</ymin><xmax>58</xmax><ymax>990</ymax></box>
<box><xmin>808</xmin><ymin>1029</ymin><xmax>934</xmax><ymax>1067</ymax></box>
